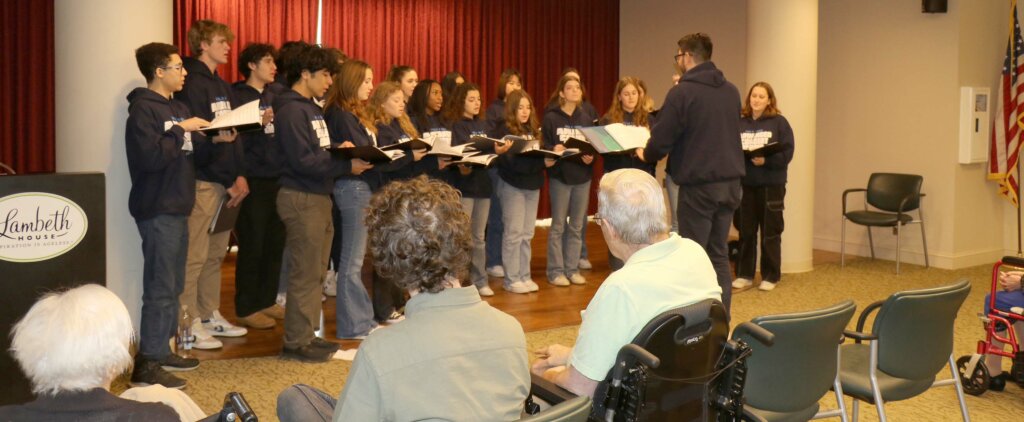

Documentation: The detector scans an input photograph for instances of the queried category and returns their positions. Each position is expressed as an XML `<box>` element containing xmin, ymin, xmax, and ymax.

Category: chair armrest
<box><xmin>896</xmin><ymin>192</ymin><xmax>926</xmax><ymax>215</ymax></box>
<box><xmin>843</xmin><ymin>329</ymin><xmax>878</xmax><ymax>343</ymax></box>
<box><xmin>842</xmin><ymin>188</ymin><xmax>867</xmax><ymax>214</ymax></box>
<box><xmin>1003</xmin><ymin>256</ymin><xmax>1024</xmax><ymax>268</ymax></box>
<box><xmin>741</xmin><ymin>407</ymin><xmax>769</xmax><ymax>422</ymax></box>
<box><xmin>732</xmin><ymin>321</ymin><xmax>775</xmax><ymax>346</ymax></box>
<box><xmin>530</xmin><ymin>373</ymin><xmax>577</xmax><ymax>405</ymax></box>
<box><xmin>855</xmin><ymin>300</ymin><xmax>884</xmax><ymax>333</ymax></box>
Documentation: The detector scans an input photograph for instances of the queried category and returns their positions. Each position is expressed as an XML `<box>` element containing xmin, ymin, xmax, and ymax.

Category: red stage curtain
<box><xmin>173</xmin><ymin>0</ymin><xmax>319</xmax><ymax>83</ymax></box>
<box><xmin>322</xmin><ymin>0</ymin><xmax>620</xmax><ymax>217</ymax></box>
<box><xmin>1</xmin><ymin>0</ymin><xmax>55</xmax><ymax>174</ymax></box>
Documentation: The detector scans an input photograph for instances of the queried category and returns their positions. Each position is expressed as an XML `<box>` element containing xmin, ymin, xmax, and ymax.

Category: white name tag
<box><xmin>312</xmin><ymin>118</ymin><xmax>330</xmax><ymax>148</ymax></box>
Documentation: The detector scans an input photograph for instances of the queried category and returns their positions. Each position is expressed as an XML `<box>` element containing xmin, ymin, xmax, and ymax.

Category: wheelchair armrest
<box><xmin>1003</xmin><ymin>256</ymin><xmax>1024</xmax><ymax>269</ymax></box>
<box><xmin>742</xmin><ymin>407</ymin><xmax>769</xmax><ymax>422</ymax></box>
<box><xmin>530</xmin><ymin>373</ymin><xmax>577</xmax><ymax>406</ymax></box>
<box><xmin>732</xmin><ymin>321</ymin><xmax>775</xmax><ymax>346</ymax></box>
<box><xmin>843</xmin><ymin>329</ymin><xmax>877</xmax><ymax>344</ymax></box>
<box><xmin>855</xmin><ymin>300</ymin><xmax>884</xmax><ymax>333</ymax></box>
<box><xmin>842</xmin><ymin>188</ymin><xmax>867</xmax><ymax>214</ymax></box>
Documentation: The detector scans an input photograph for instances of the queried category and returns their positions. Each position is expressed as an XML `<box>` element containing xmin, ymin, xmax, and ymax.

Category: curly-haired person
<box><xmin>276</xmin><ymin>176</ymin><xmax>530</xmax><ymax>421</ymax></box>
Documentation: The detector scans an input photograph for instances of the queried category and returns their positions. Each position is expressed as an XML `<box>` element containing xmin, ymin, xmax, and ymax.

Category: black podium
<box><xmin>0</xmin><ymin>172</ymin><xmax>105</xmax><ymax>405</ymax></box>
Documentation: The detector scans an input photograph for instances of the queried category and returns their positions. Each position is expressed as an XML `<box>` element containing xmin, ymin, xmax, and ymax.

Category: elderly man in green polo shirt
<box><xmin>532</xmin><ymin>168</ymin><xmax>723</xmax><ymax>397</ymax></box>
<box><xmin>276</xmin><ymin>176</ymin><xmax>530</xmax><ymax>421</ymax></box>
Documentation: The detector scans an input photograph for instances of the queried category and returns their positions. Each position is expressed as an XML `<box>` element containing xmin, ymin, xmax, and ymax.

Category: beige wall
<box><xmin>620</xmin><ymin>0</ymin><xmax>748</xmax><ymax>109</ymax></box>
<box><xmin>622</xmin><ymin>0</ymin><xmax>1009</xmax><ymax>269</ymax></box>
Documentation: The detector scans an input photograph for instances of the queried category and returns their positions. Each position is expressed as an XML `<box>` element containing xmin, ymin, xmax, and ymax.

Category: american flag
<box><xmin>990</xmin><ymin>0</ymin><xmax>1024</xmax><ymax>207</ymax></box>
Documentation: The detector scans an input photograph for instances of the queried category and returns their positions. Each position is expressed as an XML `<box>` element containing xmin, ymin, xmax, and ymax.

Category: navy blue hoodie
<box><xmin>489</xmin><ymin>123</ymin><xmax>546</xmax><ymax>190</ymax></box>
<box><xmin>542</xmin><ymin>106</ymin><xmax>593</xmax><ymax>185</ymax></box>
<box><xmin>324</xmin><ymin>105</ymin><xmax>386</xmax><ymax>191</ymax></box>
<box><xmin>124</xmin><ymin>88</ymin><xmax>208</xmax><ymax>220</ymax></box>
<box><xmin>177</xmin><ymin>57</ymin><xmax>245</xmax><ymax>188</ymax></box>
<box><xmin>644</xmin><ymin>61</ymin><xmax>743</xmax><ymax>186</ymax></box>
<box><xmin>374</xmin><ymin>119</ymin><xmax>418</xmax><ymax>183</ymax></box>
<box><xmin>410</xmin><ymin>113</ymin><xmax>452</xmax><ymax>182</ymax></box>
<box><xmin>231</xmin><ymin>81</ymin><xmax>280</xmax><ymax>179</ymax></box>
<box><xmin>600</xmin><ymin>111</ymin><xmax>656</xmax><ymax>176</ymax></box>
<box><xmin>484</xmin><ymin>98</ymin><xmax>505</xmax><ymax>132</ymax></box>
<box><xmin>274</xmin><ymin>90</ymin><xmax>351</xmax><ymax>195</ymax></box>
<box><xmin>451</xmin><ymin>117</ymin><xmax>492</xmax><ymax>198</ymax></box>
<box><xmin>740</xmin><ymin>114</ymin><xmax>794</xmax><ymax>186</ymax></box>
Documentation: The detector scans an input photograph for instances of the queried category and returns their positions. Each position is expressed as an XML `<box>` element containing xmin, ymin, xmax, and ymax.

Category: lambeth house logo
<box><xmin>0</xmin><ymin>192</ymin><xmax>88</xmax><ymax>262</ymax></box>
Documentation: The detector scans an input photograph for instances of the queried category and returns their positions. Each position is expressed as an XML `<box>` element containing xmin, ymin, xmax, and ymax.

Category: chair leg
<box><xmin>895</xmin><ymin>223</ymin><xmax>901</xmax><ymax>275</ymax></box>
<box><xmin>869</xmin><ymin>341</ymin><xmax>887</xmax><ymax>422</ymax></box>
<box><xmin>851</xmin><ymin>399</ymin><xmax>859</xmax><ymax>422</ymax></box>
<box><xmin>834</xmin><ymin>376</ymin><xmax>849</xmax><ymax>422</ymax></box>
<box><xmin>948</xmin><ymin>354</ymin><xmax>972</xmax><ymax>422</ymax></box>
<box><xmin>867</xmin><ymin>227</ymin><xmax>875</xmax><ymax>259</ymax></box>
<box><xmin>919</xmin><ymin>207</ymin><xmax>930</xmax><ymax>268</ymax></box>
<box><xmin>841</xmin><ymin>217</ymin><xmax>846</xmax><ymax>268</ymax></box>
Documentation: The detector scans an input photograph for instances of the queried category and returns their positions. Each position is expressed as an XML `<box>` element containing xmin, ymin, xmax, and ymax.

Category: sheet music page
<box><xmin>603</xmin><ymin>123</ymin><xmax>650</xmax><ymax>150</ymax></box>
<box><xmin>205</xmin><ymin>100</ymin><xmax>260</xmax><ymax>131</ymax></box>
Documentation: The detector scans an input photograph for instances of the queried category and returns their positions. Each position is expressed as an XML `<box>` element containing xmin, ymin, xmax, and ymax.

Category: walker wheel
<box><xmin>956</xmin><ymin>355</ymin><xmax>990</xmax><ymax>396</ymax></box>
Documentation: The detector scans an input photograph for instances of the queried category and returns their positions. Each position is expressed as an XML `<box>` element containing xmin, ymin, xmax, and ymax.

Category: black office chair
<box><xmin>839</xmin><ymin>279</ymin><xmax>971</xmax><ymax>422</ymax></box>
<box><xmin>841</xmin><ymin>173</ymin><xmax>928</xmax><ymax>274</ymax></box>
<box><xmin>734</xmin><ymin>301</ymin><xmax>857</xmax><ymax>422</ymax></box>
<box><xmin>531</xmin><ymin>299</ymin><xmax>773</xmax><ymax>421</ymax></box>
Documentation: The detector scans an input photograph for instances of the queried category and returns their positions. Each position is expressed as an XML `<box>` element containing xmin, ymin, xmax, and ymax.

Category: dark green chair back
<box><xmin>735</xmin><ymin>301</ymin><xmax>856</xmax><ymax>415</ymax></box>
<box><xmin>865</xmin><ymin>173</ymin><xmax>923</xmax><ymax>213</ymax></box>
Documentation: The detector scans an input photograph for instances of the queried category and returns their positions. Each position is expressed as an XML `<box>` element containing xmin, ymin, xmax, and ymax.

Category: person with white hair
<box><xmin>0</xmin><ymin>284</ymin><xmax>205</xmax><ymax>421</ymax></box>
<box><xmin>531</xmin><ymin>169</ymin><xmax>722</xmax><ymax>397</ymax></box>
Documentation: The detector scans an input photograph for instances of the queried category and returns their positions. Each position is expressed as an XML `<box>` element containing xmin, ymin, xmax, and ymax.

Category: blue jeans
<box><xmin>497</xmin><ymin>178</ymin><xmax>539</xmax><ymax>284</ymax></box>
<box><xmin>136</xmin><ymin>214</ymin><xmax>189</xmax><ymax>361</ymax></box>
<box><xmin>277</xmin><ymin>384</ymin><xmax>335</xmax><ymax>422</ymax></box>
<box><xmin>333</xmin><ymin>179</ymin><xmax>377</xmax><ymax>338</ymax></box>
<box><xmin>461</xmin><ymin>197</ymin><xmax>491</xmax><ymax>287</ymax></box>
<box><xmin>485</xmin><ymin>167</ymin><xmax>504</xmax><ymax>268</ymax></box>
<box><xmin>547</xmin><ymin>178</ymin><xmax>590</xmax><ymax>280</ymax></box>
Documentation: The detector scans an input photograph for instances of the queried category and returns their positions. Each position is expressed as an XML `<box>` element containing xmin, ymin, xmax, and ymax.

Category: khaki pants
<box><xmin>277</xmin><ymin>187</ymin><xmax>333</xmax><ymax>349</ymax></box>
<box><xmin>181</xmin><ymin>180</ymin><xmax>231</xmax><ymax>320</ymax></box>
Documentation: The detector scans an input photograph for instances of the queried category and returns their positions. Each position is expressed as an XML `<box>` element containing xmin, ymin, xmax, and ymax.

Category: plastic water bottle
<box><xmin>176</xmin><ymin>305</ymin><xmax>194</xmax><ymax>358</ymax></box>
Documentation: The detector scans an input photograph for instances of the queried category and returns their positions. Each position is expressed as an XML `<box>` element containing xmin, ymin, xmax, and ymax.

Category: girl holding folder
<box><xmin>407</xmin><ymin>79</ymin><xmax>452</xmax><ymax>181</ymax></box>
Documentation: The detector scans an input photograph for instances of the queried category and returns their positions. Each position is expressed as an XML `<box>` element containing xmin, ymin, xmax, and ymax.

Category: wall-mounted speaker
<box><xmin>923</xmin><ymin>0</ymin><xmax>947</xmax><ymax>13</ymax></box>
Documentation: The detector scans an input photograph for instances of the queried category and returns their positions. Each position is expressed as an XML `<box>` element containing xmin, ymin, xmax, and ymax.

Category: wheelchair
<box><xmin>956</xmin><ymin>256</ymin><xmax>1024</xmax><ymax>395</ymax></box>
<box><xmin>529</xmin><ymin>299</ymin><xmax>774</xmax><ymax>421</ymax></box>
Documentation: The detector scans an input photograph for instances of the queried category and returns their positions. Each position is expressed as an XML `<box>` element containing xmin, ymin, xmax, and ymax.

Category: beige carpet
<box><xmin>114</xmin><ymin>259</ymin><xmax>1024</xmax><ymax>421</ymax></box>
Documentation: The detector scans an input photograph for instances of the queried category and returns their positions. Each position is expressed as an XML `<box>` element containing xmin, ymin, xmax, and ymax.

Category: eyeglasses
<box><xmin>161</xmin><ymin>64</ymin><xmax>184</xmax><ymax>72</ymax></box>
<box><xmin>673</xmin><ymin>52</ymin><xmax>688</xmax><ymax>62</ymax></box>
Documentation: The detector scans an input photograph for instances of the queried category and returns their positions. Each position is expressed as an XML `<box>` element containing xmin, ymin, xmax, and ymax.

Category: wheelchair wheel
<box><xmin>956</xmin><ymin>355</ymin><xmax>990</xmax><ymax>396</ymax></box>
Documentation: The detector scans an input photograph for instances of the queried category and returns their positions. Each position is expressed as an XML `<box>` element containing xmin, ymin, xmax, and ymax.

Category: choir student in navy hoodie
<box><xmin>275</xmin><ymin>44</ymin><xmax>351</xmax><ymax>362</ymax></box>
<box><xmin>444</xmin><ymin>83</ymin><xmax>512</xmax><ymax>297</ymax></box>
<box><xmin>483</xmin><ymin>68</ymin><xmax>524</xmax><ymax>280</ymax></box>
<box><xmin>407</xmin><ymin>79</ymin><xmax>453</xmax><ymax>181</ymax></box>
<box><xmin>125</xmin><ymin>42</ymin><xmax>211</xmax><ymax>388</ymax></box>
<box><xmin>322</xmin><ymin>60</ymin><xmax>383</xmax><ymax>338</ymax></box>
<box><xmin>546</xmin><ymin>68</ymin><xmax>598</xmax><ymax>270</ymax></box>
<box><xmin>176</xmin><ymin>20</ymin><xmax>250</xmax><ymax>348</ymax></box>
<box><xmin>362</xmin><ymin>81</ymin><xmax>428</xmax><ymax>315</ymax></box>
<box><xmin>386</xmin><ymin>65</ymin><xmax>418</xmax><ymax>102</ymax></box>
<box><xmin>488</xmin><ymin>89</ymin><xmax>554</xmax><ymax>295</ymax></box>
<box><xmin>600</xmin><ymin>76</ymin><xmax>656</xmax><ymax>270</ymax></box>
<box><xmin>731</xmin><ymin>82</ymin><xmax>794</xmax><ymax>293</ymax></box>
<box><xmin>542</xmin><ymin>75</ymin><xmax>595</xmax><ymax>288</ymax></box>
<box><xmin>637</xmin><ymin>33</ymin><xmax>744</xmax><ymax>312</ymax></box>
<box><xmin>231</xmin><ymin>43</ymin><xmax>286</xmax><ymax>331</ymax></box>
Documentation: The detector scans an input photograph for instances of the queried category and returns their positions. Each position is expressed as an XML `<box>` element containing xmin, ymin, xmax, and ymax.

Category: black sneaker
<box><xmin>281</xmin><ymin>343</ymin><xmax>333</xmax><ymax>363</ymax></box>
<box><xmin>310</xmin><ymin>337</ymin><xmax>340</xmax><ymax>353</ymax></box>
<box><xmin>131</xmin><ymin>359</ymin><xmax>186</xmax><ymax>389</ymax></box>
<box><xmin>161</xmin><ymin>353</ymin><xmax>200</xmax><ymax>372</ymax></box>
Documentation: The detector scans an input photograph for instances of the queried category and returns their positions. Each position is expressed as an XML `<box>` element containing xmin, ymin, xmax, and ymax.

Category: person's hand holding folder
<box><xmin>213</xmin><ymin>128</ymin><xmax>238</xmax><ymax>144</ymax></box>
<box><xmin>226</xmin><ymin>176</ymin><xmax>249</xmax><ymax>208</ymax></box>
<box><xmin>174</xmin><ymin>117</ymin><xmax>211</xmax><ymax>132</ymax></box>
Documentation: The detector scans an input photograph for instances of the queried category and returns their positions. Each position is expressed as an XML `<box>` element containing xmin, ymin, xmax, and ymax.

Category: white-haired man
<box><xmin>532</xmin><ymin>169</ymin><xmax>722</xmax><ymax>397</ymax></box>
<box><xmin>0</xmin><ymin>284</ymin><xmax>207</xmax><ymax>421</ymax></box>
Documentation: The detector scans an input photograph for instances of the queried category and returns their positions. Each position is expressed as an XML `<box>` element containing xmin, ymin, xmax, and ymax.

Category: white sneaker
<box><xmin>578</xmin><ymin>259</ymin><xmax>593</xmax><ymax>270</ymax></box>
<box><xmin>525</xmin><ymin>279</ymin><xmax>540</xmax><ymax>292</ymax></box>
<box><xmin>191</xmin><ymin>318</ymin><xmax>223</xmax><ymax>350</ymax></box>
<box><xmin>569</xmin><ymin>273</ymin><xmax>587</xmax><ymax>285</ymax></box>
<box><xmin>549</xmin><ymin>275</ymin><xmax>570</xmax><ymax>287</ymax></box>
<box><xmin>385</xmin><ymin>310</ymin><xmax>405</xmax><ymax>324</ymax></box>
<box><xmin>732</xmin><ymin>278</ymin><xmax>753</xmax><ymax>289</ymax></box>
<box><xmin>477</xmin><ymin>285</ymin><xmax>495</xmax><ymax>297</ymax></box>
<box><xmin>504</xmin><ymin>281</ymin><xmax>531</xmax><ymax>294</ymax></box>
<box><xmin>758</xmin><ymin>281</ymin><xmax>777</xmax><ymax>291</ymax></box>
<box><xmin>202</xmin><ymin>310</ymin><xmax>248</xmax><ymax>338</ymax></box>
<box><xmin>486</xmin><ymin>265</ymin><xmax>505</xmax><ymax>278</ymax></box>
<box><xmin>323</xmin><ymin>269</ymin><xmax>337</xmax><ymax>297</ymax></box>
